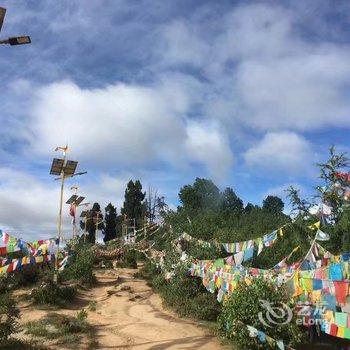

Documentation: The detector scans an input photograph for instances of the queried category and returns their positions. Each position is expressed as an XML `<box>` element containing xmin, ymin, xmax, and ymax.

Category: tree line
<box><xmin>81</xmin><ymin>176</ymin><xmax>286</xmax><ymax>247</ymax></box>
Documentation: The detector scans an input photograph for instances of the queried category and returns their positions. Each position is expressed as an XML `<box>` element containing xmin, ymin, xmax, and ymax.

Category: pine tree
<box><xmin>121</xmin><ymin>180</ymin><xmax>146</xmax><ymax>228</ymax></box>
<box><xmin>103</xmin><ymin>203</ymin><xmax>118</xmax><ymax>242</ymax></box>
<box><xmin>221</xmin><ymin>187</ymin><xmax>243</xmax><ymax>212</ymax></box>
<box><xmin>262</xmin><ymin>196</ymin><xmax>284</xmax><ymax>214</ymax></box>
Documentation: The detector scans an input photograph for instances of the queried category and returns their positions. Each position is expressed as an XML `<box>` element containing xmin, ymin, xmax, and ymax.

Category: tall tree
<box><xmin>80</xmin><ymin>202</ymin><xmax>104</xmax><ymax>244</ymax></box>
<box><xmin>179</xmin><ymin>178</ymin><xmax>221</xmax><ymax>212</ymax></box>
<box><xmin>262</xmin><ymin>196</ymin><xmax>284</xmax><ymax>214</ymax></box>
<box><xmin>121</xmin><ymin>180</ymin><xmax>146</xmax><ymax>228</ymax></box>
<box><xmin>103</xmin><ymin>203</ymin><xmax>118</xmax><ymax>242</ymax></box>
<box><xmin>145</xmin><ymin>186</ymin><xmax>168</xmax><ymax>223</ymax></box>
<box><xmin>221</xmin><ymin>187</ymin><xmax>243</xmax><ymax>212</ymax></box>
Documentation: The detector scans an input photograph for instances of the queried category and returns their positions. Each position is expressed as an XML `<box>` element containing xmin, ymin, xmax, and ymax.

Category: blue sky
<box><xmin>0</xmin><ymin>0</ymin><xmax>350</xmax><ymax>240</ymax></box>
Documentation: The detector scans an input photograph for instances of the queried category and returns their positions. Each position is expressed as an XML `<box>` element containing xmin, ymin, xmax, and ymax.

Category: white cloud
<box><xmin>244</xmin><ymin>131</ymin><xmax>314</xmax><ymax>175</ymax></box>
<box><xmin>27</xmin><ymin>78</ymin><xmax>233</xmax><ymax>180</ymax></box>
<box><xmin>185</xmin><ymin>120</ymin><xmax>234</xmax><ymax>182</ymax></box>
<box><xmin>0</xmin><ymin>168</ymin><xmax>137</xmax><ymax>241</ymax></box>
<box><xmin>158</xmin><ymin>4</ymin><xmax>350</xmax><ymax>132</ymax></box>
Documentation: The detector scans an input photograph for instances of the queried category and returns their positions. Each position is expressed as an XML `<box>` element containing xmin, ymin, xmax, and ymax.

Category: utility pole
<box><xmin>84</xmin><ymin>215</ymin><xmax>87</xmax><ymax>243</ymax></box>
<box><xmin>55</xmin><ymin>150</ymin><xmax>66</xmax><ymax>283</ymax></box>
<box><xmin>49</xmin><ymin>146</ymin><xmax>87</xmax><ymax>283</ymax></box>
<box><xmin>94</xmin><ymin>211</ymin><xmax>103</xmax><ymax>244</ymax></box>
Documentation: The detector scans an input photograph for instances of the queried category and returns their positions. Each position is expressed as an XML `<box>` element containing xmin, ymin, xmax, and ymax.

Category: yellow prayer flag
<box><xmin>308</xmin><ymin>221</ymin><xmax>321</xmax><ymax>230</ymax></box>
<box><xmin>278</xmin><ymin>227</ymin><xmax>284</xmax><ymax>237</ymax></box>
<box><xmin>337</xmin><ymin>326</ymin><xmax>345</xmax><ymax>339</ymax></box>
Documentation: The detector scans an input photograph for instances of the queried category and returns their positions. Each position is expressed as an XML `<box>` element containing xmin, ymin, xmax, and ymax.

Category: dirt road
<box><xmin>18</xmin><ymin>267</ymin><xmax>222</xmax><ymax>350</ymax></box>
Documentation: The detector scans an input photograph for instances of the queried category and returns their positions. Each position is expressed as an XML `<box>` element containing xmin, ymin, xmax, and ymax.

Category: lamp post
<box><xmin>49</xmin><ymin>146</ymin><xmax>87</xmax><ymax>283</ymax></box>
<box><xmin>93</xmin><ymin>211</ymin><xmax>103</xmax><ymax>244</ymax></box>
<box><xmin>0</xmin><ymin>7</ymin><xmax>31</xmax><ymax>46</ymax></box>
<box><xmin>66</xmin><ymin>186</ymin><xmax>89</xmax><ymax>239</ymax></box>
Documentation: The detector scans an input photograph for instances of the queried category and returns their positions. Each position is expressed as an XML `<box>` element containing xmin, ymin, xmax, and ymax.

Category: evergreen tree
<box><xmin>262</xmin><ymin>196</ymin><xmax>284</xmax><ymax>214</ymax></box>
<box><xmin>121</xmin><ymin>180</ymin><xmax>146</xmax><ymax>228</ymax></box>
<box><xmin>244</xmin><ymin>203</ymin><xmax>255</xmax><ymax>213</ymax></box>
<box><xmin>179</xmin><ymin>178</ymin><xmax>221</xmax><ymax>212</ymax></box>
<box><xmin>103</xmin><ymin>203</ymin><xmax>118</xmax><ymax>242</ymax></box>
<box><xmin>221</xmin><ymin>187</ymin><xmax>243</xmax><ymax>212</ymax></box>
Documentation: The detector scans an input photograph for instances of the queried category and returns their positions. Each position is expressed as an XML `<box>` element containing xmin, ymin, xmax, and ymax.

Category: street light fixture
<box><xmin>49</xmin><ymin>146</ymin><xmax>87</xmax><ymax>283</ymax></box>
<box><xmin>0</xmin><ymin>7</ymin><xmax>31</xmax><ymax>46</ymax></box>
<box><xmin>66</xmin><ymin>186</ymin><xmax>89</xmax><ymax>239</ymax></box>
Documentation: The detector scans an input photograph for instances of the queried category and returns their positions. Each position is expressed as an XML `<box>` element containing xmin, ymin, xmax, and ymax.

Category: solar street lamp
<box><xmin>0</xmin><ymin>7</ymin><xmax>31</xmax><ymax>46</ymax></box>
<box><xmin>49</xmin><ymin>146</ymin><xmax>87</xmax><ymax>283</ymax></box>
<box><xmin>66</xmin><ymin>186</ymin><xmax>89</xmax><ymax>239</ymax></box>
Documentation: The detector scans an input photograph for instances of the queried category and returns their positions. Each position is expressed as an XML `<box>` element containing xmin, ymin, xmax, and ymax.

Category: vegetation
<box><xmin>121</xmin><ymin>180</ymin><xmax>146</xmax><ymax>228</ymax></box>
<box><xmin>217</xmin><ymin>278</ymin><xmax>305</xmax><ymax>349</ymax></box>
<box><xmin>29</xmin><ymin>280</ymin><xmax>77</xmax><ymax>306</ymax></box>
<box><xmin>133</xmin><ymin>147</ymin><xmax>350</xmax><ymax>349</ymax></box>
<box><xmin>25</xmin><ymin>311</ymin><xmax>97</xmax><ymax>349</ymax></box>
<box><xmin>103</xmin><ymin>203</ymin><xmax>120</xmax><ymax>242</ymax></box>
<box><xmin>0</xmin><ymin>293</ymin><xmax>20</xmax><ymax>343</ymax></box>
<box><xmin>62</xmin><ymin>243</ymin><xmax>96</xmax><ymax>286</ymax></box>
<box><xmin>149</xmin><ymin>264</ymin><xmax>220</xmax><ymax>321</ymax></box>
<box><xmin>80</xmin><ymin>202</ymin><xmax>104</xmax><ymax>244</ymax></box>
<box><xmin>116</xmin><ymin>248</ymin><xmax>138</xmax><ymax>269</ymax></box>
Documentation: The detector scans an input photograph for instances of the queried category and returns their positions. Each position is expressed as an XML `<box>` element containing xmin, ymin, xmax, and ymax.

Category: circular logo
<box><xmin>258</xmin><ymin>299</ymin><xmax>293</xmax><ymax>328</ymax></box>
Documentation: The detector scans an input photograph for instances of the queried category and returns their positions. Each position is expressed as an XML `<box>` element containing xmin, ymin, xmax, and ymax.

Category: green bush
<box><xmin>25</xmin><ymin>311</ymin><xmax>96</xmax><ymax>348</ymax></box>
<box><xmin>0</xmin><ymin>264</ymin><xmax>55</xmax><ymax>292</ymax></box>
<box><xmin>0</xmin><ymin>293</ymin><xmax>20</xmax><ymax>342</ymax></box>
<box><xmin>217</xmin><ymin>277</ymin><xmax>305</xmax><ymax>350</ymax></box>
<box><xmin>62</xmin><ymin>244</ymin><xmax>95</xmax><ymax>286</ymax></box>
<box><xmin>29</xmin><ymin>281</ymin><xmax>77</xmax><ymax>306</ymax></box>
<box><xmin>152</xmin><ymin>266</ymin><xmax>220</xmax><ymax>321</ymax></box>
<box><xmin>135</xmin><ymin>260</ymin><xmax>161</xmax><ymax>281</ymax></box>
<box><xmin>117</xmin><ymin>249</ymin><xmax>138</xmax><ymax>269</ymax></box>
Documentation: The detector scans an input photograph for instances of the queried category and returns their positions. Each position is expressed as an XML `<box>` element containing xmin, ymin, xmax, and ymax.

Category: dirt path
<box><xmin>18</xmin><ymin>267</ymin><xmax>222</xmax><ymax>350</ymax></box>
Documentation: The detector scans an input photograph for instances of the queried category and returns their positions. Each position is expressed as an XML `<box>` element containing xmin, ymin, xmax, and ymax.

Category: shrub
<box><xmin>25</xmin><ymin>311</ymin><xmax>96</xmax><ymax>348</ymax></box>
<box><xmin>0</xmin><ymin>338</ymin><xmax>49</xmax><ymax>350</ymax></box>
<box><xmin>0</xmin><ymin>264</ymin><xmax>56</xmax><ymax>293</ymax></box>
<box><xmin>134</xmin><ymin>260</ymin><xmax>161</xmax><ymax>281</ymax></box>
<box><xmin>117</xmin><ymin>249</ymin><xmax>138</xmax><ymax>269</ymax></box>
<box><xmin>88</xmin><ymin>301</ymin><xmax>97</xmax><ymax>312</ymax></box>
<box><xmin>29</xmin><ymin>281</ymin><xmax>77</xmax><ymax>306</ymax></box>
<box><xmin>62</xmin><ymin>244</ymin><xmax>95</xmax><ymax>286</ymax></box>
<box><xmin>152</xmin><ymin>266</ymin><xmax>220</xmax><ymax>321</ymax></box>
<box><xmin>217</xmin><ymin>277</ymin><xmax>306</xmax><ymax>350</ymax></box>
<box><xmin>0</xmin><ymin>293</ymin><xmax>20</xmax><ymax>342</ymax></box>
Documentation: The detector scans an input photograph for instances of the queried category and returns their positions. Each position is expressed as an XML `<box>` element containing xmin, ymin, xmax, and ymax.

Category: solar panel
<box><xmin>75</xmin><ymin>196</ymin><xmax>85</xmax><ymax>206</ymax></box>
<box><xmin>66</xmin><ymin>195</ymin><xmax>78</xmax><ymax>204</ymax></box>
<box><xmin>0</xmin><ymin>7</ymin><xmax>6</xmax><ymax>32</ymax></box>
<box><xmin>50</xmin><ymin>158</ymin><xmax>65</xmax><ymax>175</ymax></box>
<box><xmin>63</xmin><ymin>160</ymin><xmax>78</xmax><ymax>176</ymax></box>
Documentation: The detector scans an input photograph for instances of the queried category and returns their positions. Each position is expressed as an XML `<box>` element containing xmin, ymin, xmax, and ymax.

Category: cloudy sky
<box><xmin>0</xmin><ymin>0</ymin><xmax>349</xmax><ymax>240</ymax></box>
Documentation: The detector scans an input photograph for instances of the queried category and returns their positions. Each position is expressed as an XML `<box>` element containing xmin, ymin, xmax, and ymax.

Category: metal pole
<box><xmin>95</xmin><ymin>212</ymin><xmax>99</xmax><ymax>244</ymax></box>
<box><xmin>84</xmin><ymin>216</ymin><xmax>87</xmax><ymax>243</ymax></box>
<box><xmin>54</xmin><ymin>166</ymin><xmax>65</xmax><ymax>283</ymax></box>
<box><xmin>72</xmin><ymin>208</ymin><xmax>75</xmax><ymax>239</ymax></box>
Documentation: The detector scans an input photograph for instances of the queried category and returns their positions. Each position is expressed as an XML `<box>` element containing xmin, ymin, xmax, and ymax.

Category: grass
<box><xmin>24</xmin><ymin>310</ymin><xmax>97</xmax><ymax>349</ymax></box>
<box><xmin>0</xmin><ymin>338</ymin><xmax>49</xmax><ymax>350</ymax></box>
<box><xmin>88</xmin><ymin>300</ymin><xmax>97</xmax><ymax>311</ymax></box>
